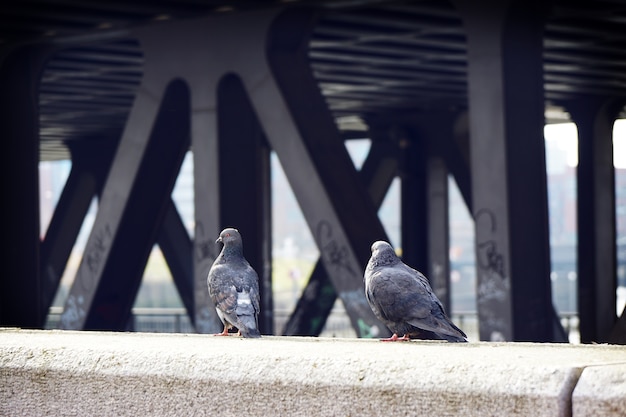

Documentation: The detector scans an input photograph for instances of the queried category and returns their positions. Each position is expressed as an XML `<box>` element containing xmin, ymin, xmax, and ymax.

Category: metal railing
<box><xmin>46</xmin><ymin>306</ymin><xmax>580</xmax><ymax>342</ymax></box>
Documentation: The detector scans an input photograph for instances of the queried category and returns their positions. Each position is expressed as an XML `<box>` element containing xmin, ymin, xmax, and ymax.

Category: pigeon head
<box><xmin>369</xmin><ymin>240</ymin><xmax>400</xmax><ymax>268</ymax></box>
<box><xmin>216</xmin><ymin>228</ymin><xmax>244</xmax><ymax>257</ymax></box>
<box><xmin>216</xmin><ymin>227</ymin><xmax>241</xmax><ymax>244</ymax></box>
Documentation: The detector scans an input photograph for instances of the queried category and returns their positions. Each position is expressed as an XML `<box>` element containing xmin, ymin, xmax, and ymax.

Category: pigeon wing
<box><xmin>369</xmin><ymin>267</ymin><xmax>432</xmax><ymax>324</ymax></box>
<box><xmin>234</xmin><ymin>264</ymin><xmax>261</xmax><ymax>337</ymax></box>
<box><xmin>244</xmin><ymin>265</ymin><xmax>261</xmax><ymax>317</ymax></box>
<box><xmin>400</xmin><ymin>266</ymin><xmax>467</xmax><ymax>341</ymax></box>
<box><xmin>208</xmin><ymin>264</ymin><xmax>239</xmax><ymax>324</ymax></box>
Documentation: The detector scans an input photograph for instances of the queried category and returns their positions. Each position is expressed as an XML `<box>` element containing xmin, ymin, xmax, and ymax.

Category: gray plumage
<box><xmin>364</xmin><ymin>240</ymin><xmax>467</xmax><ymax>342</ymax></box>
<box><xmin>207</xmin><ymin>228</ymin><xmax>261</xmax><ymax>338</ymax></box>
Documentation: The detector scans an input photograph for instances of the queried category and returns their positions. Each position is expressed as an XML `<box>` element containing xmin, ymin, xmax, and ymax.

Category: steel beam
<box><xmin>111</xmin><ymin>7</ymin><xmax>399</xmax><ymax>336</ymax></box>
<box><xmin>443</xmin><ymin>112</ymin><xmax>472</xmax><ymax>211</ymax></box>
<box><xmin>400</xmin><ymin>128</ymin><xmax>429</xmax><ymax>275</ymax></box>
<box><xmin>283</xmin><ymin>135</ymin><xmax>400</xmax><ymax>336</ymax></box>
<box><xmin>427</xmin><ymin>156</ymin><xmax>451</xmax><ymax>313</ymax></box>
<box><xmin>44</xmin><ymin>136</ymin><xmax>194</xmax><ymax>328</ymax></box>
<box><xmin>413</xmin><ymin>110</ymin><xmax>566</xmax><ymax>339</ymax></box>
<box><xmin>457</xmin><ymin>0</ymin><xmax>556</xmax><ymax>341</ymax></box>
<box><xmin>567</xmin><ymin>98</ymin><xmax>622</xmax><ymax>343</ymax></box>
<box><xmin>60</xmin><ymin>79</ymin><xmax>191</xmax><ymax>330</ymax></box>
<box><xmin>609</xmin><ymin>305</ymin><xmax>626</xmax><ymax>345</ymax></box>
<box><xmin>400</xmin><ymin>112</ymin><xmax>460</xmax><ymax>313</ymax></box>
<box><xmin>157</xmin><ymin>202</ymin><xmax>194</xmax><ymax>327</ymax></box>
<box><xmin>40</xmin><ymin>139</ymin><xmax>117</xmax><ymax>324</ymax></box>
<box><xmin>265</xmin><ymin>8</ymin><xmax>392</xmax><ymax>336</ymax></box>
<box><xmin>0</xmin><ymin>45</ymin><xmax>52</xmax><ymax>328</ymax></box>
<box><xmin>421</xmin><ymin>112</ymin><xmax>465</xmax><ymax>313</ymax></box>
<box><xmin>130</xmin><ymin>12</ymin><xmax>279</xmax><ymax>334</ymax></box>
<box><xmin>217</xmin><ymin>73</ymin><xmax>273</xmax><ymax>335</ymax></box>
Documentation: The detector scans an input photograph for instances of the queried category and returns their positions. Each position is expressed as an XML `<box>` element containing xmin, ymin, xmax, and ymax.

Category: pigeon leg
<box><xmin>213</xmin><ymin>327</ymin><xmax>230</xmax><ymax>336</ymax></box>
<box><xmin>381</xmin><ymin>333</ymin><xmax>410</xmax><ymax>342</ymax></box>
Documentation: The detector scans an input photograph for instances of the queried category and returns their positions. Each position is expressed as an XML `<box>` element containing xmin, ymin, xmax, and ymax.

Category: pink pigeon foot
<box><xmin>381</xmin><ymin>333</ymin><xmax>410</xmax><ymax>342</ymax></box>
<box><xmin>213</xmin><ymin>327</ymin><xmax>230</xmax><ymax>336</ymax></box>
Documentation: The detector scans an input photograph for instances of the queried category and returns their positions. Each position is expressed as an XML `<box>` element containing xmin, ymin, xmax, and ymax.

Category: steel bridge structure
<box><xmin>1</xmin><ymin>0</ymin><xmax>625</xmax><ymax>343</ymax></box>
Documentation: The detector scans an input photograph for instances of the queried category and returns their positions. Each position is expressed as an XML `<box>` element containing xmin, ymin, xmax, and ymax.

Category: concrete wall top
<box><xmin>1</xmin><ymin>328</ymin><xmax>625</xmax><ymax>416</ymax></box>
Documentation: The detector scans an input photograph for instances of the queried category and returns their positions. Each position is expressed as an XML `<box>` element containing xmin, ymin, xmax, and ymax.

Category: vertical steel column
<box><xmin>443</xmin><ymin>112</ymin><xmax>473</xmax><ymax>211</ymax></box>
<box><xmin>217</xmin><ymin>73</ymin><xmax>273</xmax><ymax>335</ymax></box>
<box><xmin>568</xmin><ymin>99</ymin><xmax>622</xmax><ymax>343</ymax></box>
<box><xmin>405</xmin><ymin>111</ymin><xmax>465</xmax><ymax>313</ymax></box>
<box><xmin>457</xmin><ymin>0</ymin><xmax>555</xmax><ymax>341</ymax></box>
<box><xmin>0</xmin><ymin>45</ymin><xmax>51</xmax><ymax>328</ymax></box>
<box><xmin>609</xmin><ymin>307</ymin><xmax>626</xmax><ymax>344</ymax></box>
<box><xmin>400</xmin><ymin>129</ymin><xmax>429</xmax><ymax>274</ymax></box>
<box><xmin>427</xmin><ymin>156</ymin><xmax>451</xmax><ymax>312</ymax></box>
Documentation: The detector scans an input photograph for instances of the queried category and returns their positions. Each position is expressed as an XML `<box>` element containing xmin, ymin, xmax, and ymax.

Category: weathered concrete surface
<box><xmin>572</xmin><ymin>363</ymin><xmax>626</xmax><ymax>417</ymax></box>
<box><xmin>1</xmin><ymin>328</ymin><xmax>625</xmax><ymax>417</ymax></box>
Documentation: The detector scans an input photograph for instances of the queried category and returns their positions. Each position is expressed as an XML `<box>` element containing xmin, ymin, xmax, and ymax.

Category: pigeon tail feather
<box><xmin>235</xmin><ymin>290</ymin><xmax>260</xmax><ymax>338</ymax></box>
<box><xmin>237</xmin><ymin>312</ymin><xmax>261</xmax><ymax>338</ymax></box>
<box><xmin>440</xmin><ymin>333</ymin><xmax>468</xmax><ymax>342</ymax></box>
<box><xmin>437</xmin><ymin>332</ymin><xmax>467</xmax><ymax>342</ymax></box>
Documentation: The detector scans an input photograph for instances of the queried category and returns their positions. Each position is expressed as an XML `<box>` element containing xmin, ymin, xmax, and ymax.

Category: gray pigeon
<box><xmin>207</xmin><ymin>228</ymin><xmax>261</xmax><ymax>338</ymax></box>
<box><xmin>364</xmin><ymin>240</ymin><xmax>467</xmax><ymax>342</ymax></box>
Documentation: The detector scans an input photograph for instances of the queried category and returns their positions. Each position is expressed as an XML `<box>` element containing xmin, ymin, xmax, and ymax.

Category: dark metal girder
<box><xmin>217</xmin><ymin>73</ymin><xmax>273</xmax><ymax>335</ymax></box>
<box><xmin>567</xmin><ymin>98</ymin><xmax>622</xmax><ymax>343</ymax></box>
<box><xmin>310</xmin><ymin>39</ymin><xmax>466</xmax><ymax>61</ymax></box>
<box><xmin>309</xmin><ymin>50</ymin><xmax>467</xmax><ymax>73</ymax></box>
<box><xmin>42</xmin><ymin>70</ymin><xmax>141</xmax><ymax>84</ymax></box>
<box><xmin>40</xmin><ymin>94</ymin><xmax>135</xmax><ymax>106</ymax></box>
<box><xmin>457</xmin><ymin>0</ymin><xmax>559</xmax><ymax>342</ymax></box>
<box><xmin>609</xmin><ymin>305</ymin><xmax>626</xmax><ymax>345</ymax></box>
<box><xmin>318</xmin><ymin>7</ymin><xmax>462</xmax><ymax>32</ymax></box>
<box><xmin>283</xmin><ymin>135</ymin><xmax>400</xmax><ymax>336</ymax></box>
<box><xmin>60</xmin><ymin>79</ymin><xmax>191</xmax><ymax>330</ymax></box>
<box><xmin>157</xmin><ymin>201</ymin><xmax>195</xmax><ymax>327</ymax></box>
<box><xmin>399</xmin><ymin>128</ymin><xmax>428</xmax><ymax>275</ymax></box>
<box><xmin>17</xmin><ymin>0</ymin><xmax>208</xmax><ymax>17</ymax></box>
<box><xmin>266</xmin><ymin>7</ymin><xmax>391</xmax><ymax>337</ymax></box>
<box><xmin>426</xmin><ymin>156</ymin><xmax>451</xmax><ymax>312</ymax></box>
<box><xmin>311</xmin><ymin>62</ymin><xmax>467</xmax><ymax>83</ymax></box>
<box><xmin>0</xmin><ymin>44</ymin><xmax>52</xmax><ymax>328</ymax></box>
<box><xmin>40</xmin><ymin>108</ymin><xmax>130</xmax><ymax>122</ymax></box>
<box><xmin>317</xmin><ymin>75</ymin><xmax>466</xmax><ymax>91</ymax></box>
<box><xmin>544</xmin><ymin>46</ymin><xmax>626</xmax><ymax>61</ymax></box>
<box><xmin>44</xmin><ymin>62</ymin><xmax>142</xmax><ymax>74</ymax></box>
<box><xmin>48</xmin><ymin>51</ymin><xmax>143</xmax><ymax>65</ymax></box>
<box><xmin>41</xmin><ymin>78</ymin><xmax>140</xmax><ymax>91</ymax></box>
<box><xmin>546</xmin><ymin>20</ymin><xmax>626</xmax><ymax>41</ymax></box>
<box><xmin>0</xmin><ymin>6</ymin><xmax>136</xmax><ymax>27</ymax></box>
<box><xmin>40</xmin><ymin>138</ymin><xmax>118</xmax><ymax>324</ymax></box>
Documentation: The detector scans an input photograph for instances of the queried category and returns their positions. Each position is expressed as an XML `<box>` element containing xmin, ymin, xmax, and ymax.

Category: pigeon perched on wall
<box><xmin>207</xmin><ymin>228</ymin><xmax>261</xmax><ymax>338</ymax></box>
<box><xmin>364</xmin><ymin>240</ymin><xmax>467</xmax><ymax>342</ymax></box>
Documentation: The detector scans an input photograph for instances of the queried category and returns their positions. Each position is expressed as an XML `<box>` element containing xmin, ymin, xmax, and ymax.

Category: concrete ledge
<box><xmin>573</xmin><ymin>363</ymin><xmax>626</xmax><ymax>416</ymax></box>
<box><xmin>1</xmin><ymin>329</ymin><xmax>625</xmax><ymax>416</ymax></box>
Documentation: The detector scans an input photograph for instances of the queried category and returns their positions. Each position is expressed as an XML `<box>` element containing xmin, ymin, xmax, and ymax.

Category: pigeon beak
<box><xmin>216</xmin><ymin>236</ymin><xmax>222</xmax><ymax>244</ymax></box>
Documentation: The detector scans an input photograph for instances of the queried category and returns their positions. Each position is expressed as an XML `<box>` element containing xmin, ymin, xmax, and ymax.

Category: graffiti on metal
<box><xmin>80</xmin><ymin>223</ymin><xmax>113</xmax><ymax>292</ymax></box>
<box><xmin>316</xmin><ymin>220</ymin><xmax>357</xmax><ymax>278</ymax></box>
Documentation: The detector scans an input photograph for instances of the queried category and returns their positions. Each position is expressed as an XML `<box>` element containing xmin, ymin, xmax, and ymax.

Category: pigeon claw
<box><xmin>213</xmin><ymin>327</ymin><xmax>230</xmax><ymax>337</ymax></box>
<box><xmin>380</xmin><ymin>333</ymin><xmax>410</xmax><ymax>342</ymax></box>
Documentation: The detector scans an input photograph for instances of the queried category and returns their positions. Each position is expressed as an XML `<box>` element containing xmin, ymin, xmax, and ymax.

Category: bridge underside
<box><xmin>1</xmin><ymin>0</ymin><xmax>625</xmax><ymax>343</ymax></box>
